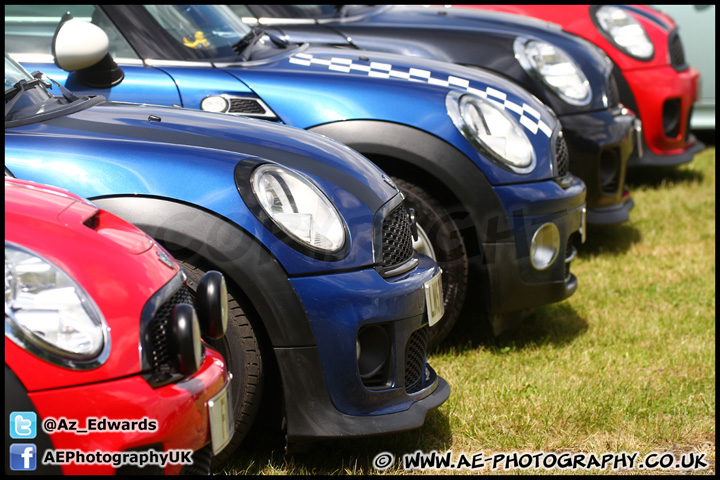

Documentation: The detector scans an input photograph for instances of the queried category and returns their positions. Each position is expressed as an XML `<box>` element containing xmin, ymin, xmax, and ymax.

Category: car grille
<box><xmin>555</xmin><ymin>134</ymin><xmax>570</xmax><ymax>178</ymax></box>
<box><xmin>668</xmin><ymin>30</ymin><xmax>688</xmax><ymax>71</ymax></box>
<box><xmin>380</xmin><ymin>205</ymin><xmax>415</xmax><ymax>273</ymax></box>
<box><xmin>229</xmin><ymin>97</ymin><xmax>267</xmax><ymax>115</ymax></box>
<box><xmin>607</xmin><ymin>71</ymin><xmax>620</xmax><ymax>107</ymax></box>
<box><xmin>405</xmin><ymin>326</ymin><xmax>428</xmax><ymax>394</ymax></box>
<box><xmin>146</xmin><ymin>285</ymin><xmax>194</xmax><ymax>386</ymax></box>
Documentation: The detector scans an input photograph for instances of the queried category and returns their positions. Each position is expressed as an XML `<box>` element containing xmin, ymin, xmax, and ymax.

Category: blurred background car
<box><xmin>460</xmin><ymin>4</ymin><xmax>706</xmax><ymax>167</ymax></box>
<box><xmin>650</xmin><ymin>4</ymin><xmax>715</xmax><ymax>133</ymax></box>
<box><xmin>5</xmin><ymin>177</ymin><xmax>232</xmax><ymax>475</ymax></box>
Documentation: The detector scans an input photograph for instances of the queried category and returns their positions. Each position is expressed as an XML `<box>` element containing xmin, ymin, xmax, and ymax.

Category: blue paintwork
<box><xmin>20</xmin><ymin>46</ymin><xmax>560</xmax><ymax>187</ymax></box>
<box><xmin>5</xmin><ymin>57</ymin><xmax>446</xmax><ymax>421</ymax></box>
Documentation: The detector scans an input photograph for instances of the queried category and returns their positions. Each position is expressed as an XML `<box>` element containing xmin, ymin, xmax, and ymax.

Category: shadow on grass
<box><xmin>222</xmin><ymin>407</ymin><xmax>453</xmax><ymax>474</ymax></box>
<box><xmin>436</xmin><ymin>300</ymin><xmax>588</xmax><ymax>356</ymax></box>
<box><xmin>578</xmin><ymin>223</ymin><xmax>642</xmax><ymax>258</ymax></box>
<box><xmin>626</xmin><ymin>164</ymin><xmax>704</xmax><ymax>189</ymax></box>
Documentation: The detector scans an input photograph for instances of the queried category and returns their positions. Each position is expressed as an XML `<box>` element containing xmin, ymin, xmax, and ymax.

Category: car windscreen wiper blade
<box><xmin>232</xmin><ymin>25</ymin><xmax>265</xmax><ymax>61</ymax></box>
<box><xmin>232</xmin><ymin>25</ymin><xmax>289</xmax><ymax>61</ymax></box>
<box><xmin>5</xmin><ymin>78</ymin><xmax>44</xmax><ymax>119</ymax></box>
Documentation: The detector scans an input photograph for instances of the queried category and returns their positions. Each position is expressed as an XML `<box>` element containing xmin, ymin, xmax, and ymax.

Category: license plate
<box><xmin>207</xmin><ymin>381</ymin><xmax>233</xmax><ymax>455</ymax></box>
<box><xmin>424</xmin><ymin>270</ymin><xmax>444</xmax><ymax>327</ymax></box>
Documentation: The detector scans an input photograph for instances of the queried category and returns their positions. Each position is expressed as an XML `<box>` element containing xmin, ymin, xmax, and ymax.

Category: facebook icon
<box><xmin>10</xmin><ymin>443</ymin><xmax>37</xmax><ymax>471</ymax></box>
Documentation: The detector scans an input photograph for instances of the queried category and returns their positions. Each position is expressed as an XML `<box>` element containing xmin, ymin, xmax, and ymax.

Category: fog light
<box><xmin>357</xmin><ymin>326</ymin><xmax>390</xmax><ymax>380</ymax></box>
<box><xmin>201</xmin><ymin>95</ymin><xmax>229</xmax><ymax>113</ymax></box>
<box><xmin>530</xmin><ymin>223</ymin><xmax>560</xmax><ymax>270</ymax></box>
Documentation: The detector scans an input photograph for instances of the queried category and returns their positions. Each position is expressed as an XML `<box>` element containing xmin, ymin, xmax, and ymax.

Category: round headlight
<box><xmin>200</xmin><ymin>95</ymin><xmax>230</xmax><ymax>113</ymax></box>
<box><xmin>594</xmin><ymin>6</ymin><xmax>654</xmax><ymax>60</ymax></box>
<box><xmin>251</xmin><ymin>164</ymin><xmax>348</xmax><ymax>254</ymax></box>
<box><xmin>514</xmin><ymin>38</ymin><xmax>591</xmax><ymax>106</ymax></box>
<box><xmin>5</xmin><ymin>243</ymin><xmax>109</xmax><ymax>369</ymax></box>
<box><xmin>446</xmin><ymin>91</ymin><xmax>535</xmax><ymax>173</ymax></box>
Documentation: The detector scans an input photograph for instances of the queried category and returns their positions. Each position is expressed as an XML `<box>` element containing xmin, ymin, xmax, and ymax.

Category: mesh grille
<box><xmin>668</xmin><ymin>31</ymin><xmax>688</xmax><ymax>71</ymax></box>
<box><xmin>147</xmin><ymin>286</ymin><xmax>193</xmax><ymax>382</ymax></box>
<box><xmin>555</xmin><ymin>134</ymin><xmax>570</xmax><ymax>178</ymax></box>
<box><xmin>228</xmin><ymin>98</ymin><xmax>268</xmax><ymax>115</ymax></box>
<box><xmin>381</xmin><ymin>205</ymin><xmax>414</xmax><ymax>272</ymax></box>
<box><xmin>405</xmin><ymin>327</ymin><xmax>428</xmax><ymax>394</ymax></box>
<box><xmin>607</xmin><ymin>72</ymin><xmax>620</xmax><ymax>107</ymax></box>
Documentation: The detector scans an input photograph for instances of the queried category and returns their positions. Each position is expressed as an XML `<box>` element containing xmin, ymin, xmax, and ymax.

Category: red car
<box><xmin>5</xmin><ymin>178</ymin><xmax>233</xmax><ymax>475</ymax></box>
<box><xmin>453</xmin><ymin>4</ymin><xmax>705</xmax><ymax>167</ymax></box>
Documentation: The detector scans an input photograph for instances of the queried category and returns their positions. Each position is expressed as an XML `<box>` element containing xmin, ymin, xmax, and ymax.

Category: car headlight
<box><xmin>446</xmin><ymin>90</ymin><xmax>536</xmax><ymax>174</ymax></box>
<box><xmin>514</xmin><ymin>38</ymin><xmax>591</xmax><ymax>107</ymax></box>
<box><xmin>251</xmin><ymin>164</ymin><xmax>348</xmax><ymax>254</ymax></box>
<box><xmin>593</xmin><ymin>5</ymin><xmax>654</xmax><ymax>60</ymax></box>
<box><xmin>5</xmin><ymin>243</ymin><xmax>109</xmax><ymax>369</ymax></box>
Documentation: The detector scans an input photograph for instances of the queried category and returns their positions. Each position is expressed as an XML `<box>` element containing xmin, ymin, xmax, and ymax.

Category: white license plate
<box><xmin>207</xmin><ymin>381</ymin><xmax>233</xmax><ymax>455</ymax></box>
<box><xmin>424</xmin><ymin>270</ymin><xmax>444</xmax><ymax>327</ymax></box>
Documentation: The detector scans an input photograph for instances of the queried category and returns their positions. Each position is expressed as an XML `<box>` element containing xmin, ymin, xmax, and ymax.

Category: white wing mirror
<box><xmin>53</xmin><ymin>19</ymin><xmax>109</xmax><ymax>71</ymax></box>
<box><xmin>52</xmin><ymin>17</ymin><xmax>124</xmax><ymax>88</ymax></box>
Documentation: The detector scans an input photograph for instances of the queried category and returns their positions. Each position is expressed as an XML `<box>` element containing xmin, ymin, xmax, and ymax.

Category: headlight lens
<box><xmin>447</xmin><ymin>91</ymin><xmax>535</xmax><ymax>173</ymax></box>
<box><xmin>251</xmin><ymin>164</ymin><xmax>347</xmax><ymax>253</ymax></box>
<box><xmin>594</xmin><ymin>5</ymin><xmax>654</xmax><ymax>60</ymax></box>
<box><xmin>5</xmin><ymin>243</ymin><xmax>109</xmax><ymax>368</ymax></box>
<box><xmin>514</xmin><ymin>38</ymin><xmax>591</xmax><ymax>106</ymax></box>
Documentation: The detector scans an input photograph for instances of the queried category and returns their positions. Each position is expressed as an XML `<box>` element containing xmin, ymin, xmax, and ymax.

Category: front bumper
<box><xmin>484</xmin><ymin>175</ymin><xmax>587</xmax><ymax>334</ymax></box>
<box><xmin>560</xmin><ymin>108</ymin><xmax>636</xmax><ymax>225</ymax></box>
<box><xmin>282</xmin><ymin>254</ymin><xmax>449</xmax><ymax>442</ymax></box>
<box><xmin>15</xmin><ymin>348</ymin><xmax>229</xmax><ymax>475</ymax></box>
<box><xmin>623</xmin><ymin>64</ymin><xmax>703</xmax><ymax>166</ymax></box>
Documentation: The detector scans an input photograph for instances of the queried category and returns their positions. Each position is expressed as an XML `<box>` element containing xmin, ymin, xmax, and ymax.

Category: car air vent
<box><xmin>226</xmin><ymin>96</ymin><xmax>277</xmax><ymax>119</ymax></box>
<box><xmin>668</xmin><ymin>30</ymin><xmax>688</xmax><ymax>72</ymax></box>
<box><xmin>555</xmin><ymin>134</ymin><xmax>570</xmax><ymax>178</ymax></box>
<box><xmin>145</xmin><ymin>285</ymin><xmax>194</xmax><ymax>387</ymax></box>
<box><xmin>607</xmin><ymin>71</ymin><xmax>620</xmax><ymax>107</ymax></box>
<box><xmin>405</xmin><ymin>326</ymin><xmax>428</xmax><ymax>394</ymax></box>
<box><xmin>380</xmin><ymin>204</ymin><xmax>415</xmax><ymax>275</ymax></box>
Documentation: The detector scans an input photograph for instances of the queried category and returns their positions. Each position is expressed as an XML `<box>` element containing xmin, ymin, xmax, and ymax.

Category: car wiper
<box><xmin>232</xmin><ymin>25</ymin><xmax>288</xmax><ymax>62</ymax></box>
<box><xmin>5</xmin><ymin>78</ymin><xmax>44</xmax><ymax>120</ymax></box>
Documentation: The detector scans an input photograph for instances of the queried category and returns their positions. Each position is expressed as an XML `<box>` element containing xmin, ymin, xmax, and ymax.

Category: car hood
<box><xmin>7</xmin><ymin>100</ymin><xmax>399</xmax><ymax>213</ymax></box>
<box><xmin>219</xmin><ymin>45</ymin><xmax>559</xmax><ymax>184</ymax></box>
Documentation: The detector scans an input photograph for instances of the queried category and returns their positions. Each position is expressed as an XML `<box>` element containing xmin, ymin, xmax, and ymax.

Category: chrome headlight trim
<box><xmin>5</xmin><ymin>242</ymin><xmax>111</xmax><ymax>370</ymax></box>
<box><xmin>592</xmin><ymin>5</ymin><xmax>654</xmax><ymax>61</ymax></box>
<box><xmin>514</xmin><ymin>36</ymin><xmax>592</xmax><ymax>107</ymax></box>
<box><xmin>446</xmin><ymin>90</ymin><xmax>536</xmax><ymax>174</ymax></box>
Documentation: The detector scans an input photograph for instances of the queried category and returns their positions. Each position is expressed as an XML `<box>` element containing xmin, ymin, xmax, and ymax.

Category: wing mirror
<box><xmin>52</xmin><ymin>16</ymin><xmax>124</xmax><ymax>88</ymax></box>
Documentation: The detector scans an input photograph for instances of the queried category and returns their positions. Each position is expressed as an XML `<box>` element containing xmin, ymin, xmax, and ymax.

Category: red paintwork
<box><xmin>450</xmin><ymin>5</ymin><xmax>701</xmax><ymax>158</ymax></box>
<box><xmin>5</xmin><ymin>177</ymin><xmax>229</xmax><ymax>474</ymax></box>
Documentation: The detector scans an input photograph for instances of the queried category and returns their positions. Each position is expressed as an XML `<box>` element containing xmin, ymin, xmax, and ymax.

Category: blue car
<box><xmin>232</xmin><ymin>4</ymin><xmax>639</xmax><ymax>226</ymax></box>
<box><xmin>5</xmin><ymin>54</ymin><xmax>449</xmax><ymax>466</ymax></box>
<box><xmin>6</xmin><ymin>4</ymin><xmax>587</xmax><ymax>349</ymax></box>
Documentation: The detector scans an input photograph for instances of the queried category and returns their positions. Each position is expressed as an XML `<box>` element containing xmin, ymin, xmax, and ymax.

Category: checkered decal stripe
<box><xmin>289</xmin><ymin>52</ymin><xmax>553</xmax><ymax>138</ymax></box>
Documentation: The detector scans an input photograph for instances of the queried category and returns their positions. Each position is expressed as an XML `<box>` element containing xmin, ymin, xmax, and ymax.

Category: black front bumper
<box><xmin>275</xmin><ymin>346</ymin><xmax>450</xmax><ymax>443</ymax></box>
<box><xmin>560</xmin><ymin>108</ymin><xmax>636</xmax><ymax>225</ymax></box>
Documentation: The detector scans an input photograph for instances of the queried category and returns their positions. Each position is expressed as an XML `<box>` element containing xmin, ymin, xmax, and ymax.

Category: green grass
<box><xmin>221</xmin><ymin>147</ymin><xmax>715</xmax><ymax>475</ymax></box>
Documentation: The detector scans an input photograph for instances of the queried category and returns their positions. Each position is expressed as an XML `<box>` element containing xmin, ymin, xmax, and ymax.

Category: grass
<box><xmin>221</xmin><ymin>145</ymin><xmax>715</xmax><ymax>475</ymax></box>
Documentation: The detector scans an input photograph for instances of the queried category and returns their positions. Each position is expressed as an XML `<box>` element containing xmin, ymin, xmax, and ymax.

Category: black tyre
<box><xmin>392</xmin><ymin>177</ymin><xmax>469</xmax><ymax>349</ymax></box>
<box><xmin>174</xmin><ymin>255</ymin><xmax>263</xmax><ymax>470</ymax></box>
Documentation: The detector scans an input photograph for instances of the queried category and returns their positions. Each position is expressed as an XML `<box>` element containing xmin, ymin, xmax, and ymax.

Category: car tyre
<box><xmin>392</xmin><ymin>177</ymin><xmax>469</xmax><ymax>349</ymax></box>
<box><xmin>175</xmin><ymin>256</ymin><xmax>264</xmax><ymax>471</ymax></box>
